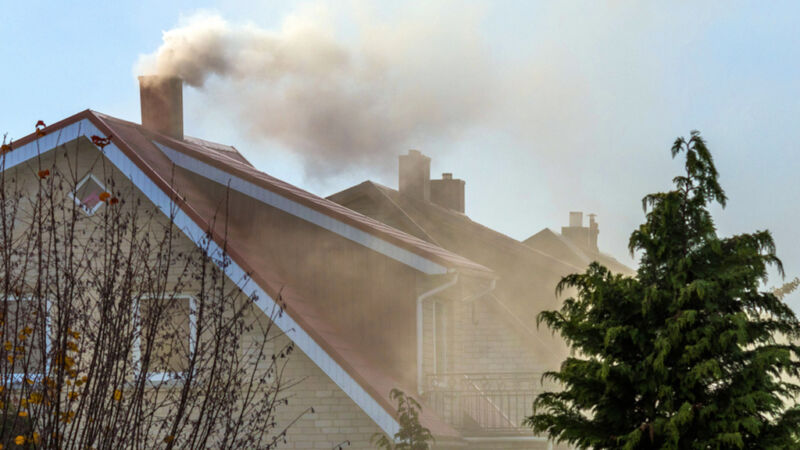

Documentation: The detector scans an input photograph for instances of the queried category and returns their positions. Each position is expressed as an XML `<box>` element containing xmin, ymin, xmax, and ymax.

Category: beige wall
<box><xmin>254</xmin><ymin>328</ymin><xmax>385</xmax><ymax>449</ymax></box>
<box><xmin>3</xmin><ymin>138</ymin><xmax>388</xmax><ymax>448</ymax></box>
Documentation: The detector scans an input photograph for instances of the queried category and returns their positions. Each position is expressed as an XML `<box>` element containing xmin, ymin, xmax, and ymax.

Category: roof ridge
<box><xmin>364</xmin><ymin>181</ymin><xmax>442</xmax><ymax>246</ymax></box>
<box><xmin>371</xmin><ymin>183</ymin><xmax>585</xmax><ymax>273</ymax></box>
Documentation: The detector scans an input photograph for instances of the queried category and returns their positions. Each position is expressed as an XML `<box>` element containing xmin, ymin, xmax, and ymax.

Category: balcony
<box><xmin>423</xmin><ymin>372</ymin><xmax>552</xmax><ymax>435</ymax></box>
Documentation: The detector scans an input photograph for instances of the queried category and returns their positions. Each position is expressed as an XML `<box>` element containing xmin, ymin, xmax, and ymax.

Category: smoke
<box><xmin>137</xmin><ymin>6</ymin><xmax>495</xmax><ymax>176</ymax></box>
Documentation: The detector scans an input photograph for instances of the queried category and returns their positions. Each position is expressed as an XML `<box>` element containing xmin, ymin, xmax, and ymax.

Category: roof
<box><xmin>327</xmin><ymin>181</ymin><xmax>589</xmax><ymax>356</ymax></box>
<box><xmin>100</xmin><ymin>113</ymin><xmax>492</xmax><ymax>278</ymax></box>
<box><xmin>523</xmin><ymin>228</ymin><xmax>634</xmax><ymax>276</ymax></box>
<box><xmin>328</xmin><ymin>180</ymin><xmax>636</xmax><ymax>367</ymax></box>
<box><xmin>330</xmin><ymin>181</ymin><xmax>584</xmax><ymax>273</ymax></box>
<box><xmin>7</xmin><ymin>110</ymin><xmax>486</xmax><ymax>440</ymax></box>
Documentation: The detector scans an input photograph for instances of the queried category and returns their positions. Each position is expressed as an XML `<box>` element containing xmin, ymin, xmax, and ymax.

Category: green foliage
<box><xmin>372</xmin><ymin>388</ymin><xmax>434</xmax><ymax>450</ymax></box>
<box><xmin>526</xmin><ymin>131</ymin><xmax>800</xmax><ymax>449</ymax></box>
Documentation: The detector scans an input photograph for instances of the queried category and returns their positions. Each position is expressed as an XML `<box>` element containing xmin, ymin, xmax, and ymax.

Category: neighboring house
<box><xmin>522</xmin><ymin>212</ymin><xmax>633</xmax><ymax>277</ymax></box>
<box><xmin>329</xmin><ymin>151</ymin><xmax>632</xmax><ymax>444</ymax></box>
<box><xmin>5</xmin><ymin>76</ymin><xmax>587</xmax><ymax>449</ymax></box>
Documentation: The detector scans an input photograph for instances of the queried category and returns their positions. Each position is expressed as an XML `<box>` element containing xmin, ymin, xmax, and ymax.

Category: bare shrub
<box><xmin>0</xmin><ymin>130</ymin><xmax>304</xmax><ymax>449</ymax></box>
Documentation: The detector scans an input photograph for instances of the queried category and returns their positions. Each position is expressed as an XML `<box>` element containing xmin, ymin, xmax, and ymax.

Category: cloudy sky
<box><xmin>3</xmin><ymin>1</ymin><xmax>799</xmax><ymax>309</ymax></box>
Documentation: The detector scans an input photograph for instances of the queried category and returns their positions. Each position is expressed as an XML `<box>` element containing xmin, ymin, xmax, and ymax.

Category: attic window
<box><xmin>71</xmin><ymin>174</ymin><xmax>106</xmax><ymax>215</ymax></box>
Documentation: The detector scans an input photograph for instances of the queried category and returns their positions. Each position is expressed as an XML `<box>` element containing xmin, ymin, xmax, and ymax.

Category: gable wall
<box><xmin>3</xmin><ymin>137</ymin><xmax>390</xmax><ymax>448</ymax></box>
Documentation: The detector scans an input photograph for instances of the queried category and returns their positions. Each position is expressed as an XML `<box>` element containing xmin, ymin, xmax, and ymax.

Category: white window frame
<box><xmin>69</xmin><ymin>173</ymin><xmax>107</xmax><ymax>216</ymax></box>
<box><xmin>5</xmin><ymin>295</ymin><xmax>51</xmax><ymax>383</ymax></box>
<box><xmin>133</xmin><ymin>294</ymin><xmax>196</xmax><ymax>383</ymax></box>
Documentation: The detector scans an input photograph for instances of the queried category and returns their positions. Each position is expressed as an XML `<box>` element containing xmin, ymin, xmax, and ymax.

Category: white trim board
<box><xmin>3</xmin><ymin>119</ymin><xmax>401</xmax><ymax>437</ymax></box>
<box><xmin>154</xmin><ymin>141</ymin><xmax>448</xmax><ymax>276</ymax></box>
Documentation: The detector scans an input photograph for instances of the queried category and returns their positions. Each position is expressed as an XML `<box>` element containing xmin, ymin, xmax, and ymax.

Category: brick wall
<box><xmin>250</xmin><ymin>326</ymin><xmax>386</xmax><ymax>449</ymax></box>
<box><xmin>452</xmin><ymin>298</ymin><xmax>543</xmax><ymax>375</ymax></box>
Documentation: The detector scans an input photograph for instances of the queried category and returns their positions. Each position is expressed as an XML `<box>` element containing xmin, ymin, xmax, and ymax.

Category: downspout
<box><xmin>417</xmin><ymin>272</ymin><xmax>459</xmax><ymax>396</ymax></box>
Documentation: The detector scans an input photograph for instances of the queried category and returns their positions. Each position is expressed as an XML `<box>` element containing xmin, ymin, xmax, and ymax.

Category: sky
<box><xmin>2</xmin><ymin>1</ymin><xmax>800</xmax><ymax>310</ymax></box>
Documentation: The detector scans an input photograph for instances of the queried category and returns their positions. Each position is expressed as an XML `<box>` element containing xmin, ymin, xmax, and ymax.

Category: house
<box><xmin>522</xmin><ymin>212</ymin><xmax>632</xmax><ymax>277</ymax></box>
<box><xmin>3</xmin><ymin>76</ymin><xmax>597</xmax><ymax>448</ymax></box>
<box><xmin>328</xmin><ymin>151</ymin><xmax>632</xmax><ymax>443</ymax></box>
<box><xmin>329</xmin><ymin>151</ymin><xmax>632</xmax><ymax>360</ymax></box>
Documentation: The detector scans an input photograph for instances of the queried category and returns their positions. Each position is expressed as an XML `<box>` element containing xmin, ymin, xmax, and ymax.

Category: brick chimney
<box><xmin>138</xmin><ymin>75</ymin><xmax>183</xmax><ymax>140</ymax></box>
<box><xmin>431</xmin><ymin>173</ymin><xmax>465</xmax><ymax>213</ymax></box>
<box><xmin>561</xmin><ymin>211</ymin><xmax>599</xmax><ymax>254</ymax></box>
<box><xmin>399</xmin><ymin>150</ymin><xmax>431</xmax><ymax>202</ymax></box>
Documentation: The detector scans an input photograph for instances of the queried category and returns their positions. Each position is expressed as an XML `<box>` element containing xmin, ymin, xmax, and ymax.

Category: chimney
<box><xmin>562</xmin><ymin>211</ymin><xmax>599</xmax><ymax>254</ymax></box>
<box><xmin>399</xmin><ymin>150</ymin><xmax>431</xmax><ymax>202</ymax></box>
<box><xmin>431</xmin><ymin>172</ymin><xmax>466</xmax><ymax>213</ymax></box>
<box><xmin>569</xmin><ymin>211</ymin><xmax>583</xmax><ymax>227</ymax></box>
<box><xmin>138</xmin><ymin>75</ymin><xmax>184</xmax><ymax>140</ymax></box>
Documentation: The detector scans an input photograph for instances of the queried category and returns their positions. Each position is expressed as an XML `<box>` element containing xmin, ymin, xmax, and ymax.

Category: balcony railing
<box><xmin>424</xmin><ymin>372</ymin><xmax>553</xmax><ymax>435</ymax></box>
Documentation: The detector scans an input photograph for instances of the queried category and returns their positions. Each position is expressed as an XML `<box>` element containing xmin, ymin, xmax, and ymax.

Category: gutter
<box><xmin>417</xmin><ymin>272</ymin><xmax>459</xmax><ymax>395</ymax></box>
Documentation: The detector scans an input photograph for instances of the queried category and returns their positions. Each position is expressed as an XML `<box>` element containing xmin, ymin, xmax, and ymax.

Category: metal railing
<box><xmin>424</xmin><ymin>372</ymin><xmax>552</xmax><ymax>435</ymax></box>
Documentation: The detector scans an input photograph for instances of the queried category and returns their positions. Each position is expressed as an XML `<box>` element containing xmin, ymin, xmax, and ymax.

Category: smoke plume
<box><xmin>137</xmin><ymin>7</ymin><xmax>494</xmax><ymax>176</ymax></box>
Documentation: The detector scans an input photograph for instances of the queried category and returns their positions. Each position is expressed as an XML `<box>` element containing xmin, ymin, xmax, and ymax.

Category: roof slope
<box><xmin>96</xmin><ymin>113</ymin><xmax>492</xmax><ymax>278</ymax></box>
<box><xmin>9</xmin><ymin>111</ymin><xmax>481</xmax><ymax>440</ymax></box>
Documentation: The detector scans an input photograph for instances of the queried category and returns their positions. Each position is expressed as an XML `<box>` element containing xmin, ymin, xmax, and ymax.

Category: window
<box><xmin>70</xmin><ymin>174</ymin><xmax>106</xmax><ymax>215</ymax></box>
<box><xmin>433</xmin><ymin>301</ymin><xmax>447</xmax><ymax>374</ymax></box>
<box><xmin>134</xmin><ymin>295</ymin><xmax>195</xmax><ymax>381</ymax></box>
<box><xmin>1</xmin><ymin>297</ymin><xmax>49</xmax><ymax>380</ymax></box>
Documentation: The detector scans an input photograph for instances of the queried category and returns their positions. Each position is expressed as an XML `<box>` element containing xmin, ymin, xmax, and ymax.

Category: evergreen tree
<box><xmin>526</xmin><ymin>131</ymin><xmax>800</xmax><ymax>449</ymax></box>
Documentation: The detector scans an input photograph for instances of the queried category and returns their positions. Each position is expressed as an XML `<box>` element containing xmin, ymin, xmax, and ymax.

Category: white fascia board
<box><xmin>3</xmin><ymin>120</ymin><xmax>401</xmax><ymax>437</ymax></box>
<box><xmin>153</xmin><ymin>142</ymin><xmax>448</xmax><ymax>276</ymax></box>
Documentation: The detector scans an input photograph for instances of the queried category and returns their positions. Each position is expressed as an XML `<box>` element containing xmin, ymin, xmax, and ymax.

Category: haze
<box><xmin>2</xmin><ymin>1</ymin><xmax>799</xmax><ymax>310</ymax></box>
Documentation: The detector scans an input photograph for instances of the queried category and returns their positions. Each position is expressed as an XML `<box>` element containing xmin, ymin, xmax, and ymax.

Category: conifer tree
<box><xmin>526</xmin><ymin>131</ymin><xmax>800</xmax><ymax>448</ymax></box>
